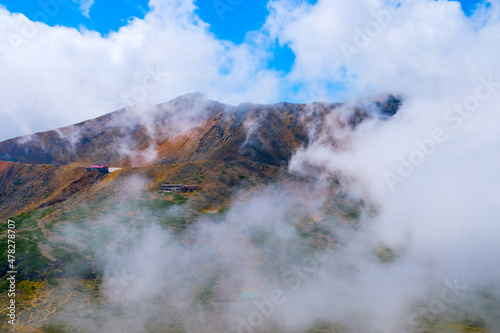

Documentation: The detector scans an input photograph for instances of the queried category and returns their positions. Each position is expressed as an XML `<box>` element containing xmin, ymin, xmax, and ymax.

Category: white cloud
<box><xmin>0</xmin><ymin>0</ymin><xmax>499</xmax><ymax>142</ymax></box>
<box><xmin>0</xmin><ymin>1</ymin><xmax>282</xmax><ymax>141</ymax></box>
<box><xmin>264</xmin><ymin>0</ymin><xmax>500</xmax><ymax>101</ymax></box>
<box><xmin>77</xmin><ymin>0</ymin><xmax>95</xmax><ymax>18</ymax></box>
<box><xmin>2</xmin><ymin>0</ymin><xmax>500</xmax><ymax>330</ymax></box>
<box><xmin>281</xmin><ymin>0</ymin><xmax>500</xmax><ymax>329</ymax></box>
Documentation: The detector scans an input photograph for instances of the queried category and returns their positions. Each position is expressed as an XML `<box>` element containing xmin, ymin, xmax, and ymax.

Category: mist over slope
<box><xmin>1</xmin><ymin>0</ymin><xmax>500</xmax><ymax>331</ymax></box>
<box><xmin>1</xmin><ymin>92</ymin><xmax>499</xmax><ymax>333</ymax></box>
<box><xmin>0</xmin><ymin>93</ymin><xmax>401</xmax><ymax>168</ymax></box>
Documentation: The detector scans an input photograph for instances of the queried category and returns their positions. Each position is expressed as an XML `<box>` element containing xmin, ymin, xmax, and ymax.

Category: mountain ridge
<box><xmin>0</xmin><ymin>93</ymin><xmax>402</xmax><ymax>168</ymax></box>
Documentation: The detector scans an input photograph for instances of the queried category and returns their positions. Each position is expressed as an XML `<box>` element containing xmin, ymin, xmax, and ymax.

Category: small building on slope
<box><xmin>86</xmin><ymin>165</ymin><xmax>109</xmax><ymax>174</ymax></box>
<box><xmin>161</xmin><ymin>184</ymin><xmax>199</xmax><ymax>193</ymax></box>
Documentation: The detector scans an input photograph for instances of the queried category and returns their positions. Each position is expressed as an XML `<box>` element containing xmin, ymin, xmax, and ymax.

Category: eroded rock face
<box><xmin>0</xmin><ymin>161</ymin><xmax>104</xmax><ymax>220</ymax></box>
<box><xmin>0</xmin><ymin>94</ymin><xmax>402</xmax><ymax>168</ymax></box>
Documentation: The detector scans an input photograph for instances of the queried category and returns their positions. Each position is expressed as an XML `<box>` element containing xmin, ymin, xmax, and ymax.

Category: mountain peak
<box><xmin>0</xmin><ymin>94</ymin><xmax>402</xmax><ymax>167</ymax></box>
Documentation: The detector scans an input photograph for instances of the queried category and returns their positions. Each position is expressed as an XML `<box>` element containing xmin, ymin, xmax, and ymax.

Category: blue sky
<box><xmin>0</xmin><ymin>0</ymin><xmax>495</xmax><ymax>141</ymax></box>
<box><xmin>0</xmin><ymin>0</ymin><xmax>485</xmax><ymax>76</ymax></box>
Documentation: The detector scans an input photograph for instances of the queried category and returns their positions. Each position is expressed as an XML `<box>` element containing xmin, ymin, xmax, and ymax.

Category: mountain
<box><xmin>0</xmin><ymin>161</ymin><xmax>104</xmax><ymax>220</ymax></box>
<box><xmin>1</xmin><ymin>94</ymin><xmax>494</xmax><ymax>333</ymax></box>
<box><xmin>0</xmin><ymin>93</ymin><xmax>402</xmax><ymax>168</ymax></box>
<box><xmin>0</xmin><ymin>94</ymin><xmax>414</xmax><ymax>333</ymax></box>
<box><xmin>0</xmin><ymin>92</ymin><xmax>403</xmax><ymax>234</ymax></box>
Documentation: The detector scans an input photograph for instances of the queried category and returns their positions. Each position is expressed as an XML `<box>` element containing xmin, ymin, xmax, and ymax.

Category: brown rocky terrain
<box><xmin>7</xmin><ymin>94</ymin><xmax>469</xmax><ymax>333</ymax></box>
<box><xmin>0</xmin><ymin>93</ymin><xmax>401</xmax><ymax>168</ymax></box>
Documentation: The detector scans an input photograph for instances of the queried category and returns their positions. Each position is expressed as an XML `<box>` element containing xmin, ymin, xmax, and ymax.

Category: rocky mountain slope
<box><xmin>0</xmin><ymin>93</ymin><xmax>402</xmax><ymax>222</ymax></box>
<box><xmin>3</xmin><ymin>94</ymin><xmax>492</xmax><ymax>333</ymax></box>
<box><xmin>0</xmin><ymin>93</ymin><xmax>402</xmax><ymax>168</ymax></box>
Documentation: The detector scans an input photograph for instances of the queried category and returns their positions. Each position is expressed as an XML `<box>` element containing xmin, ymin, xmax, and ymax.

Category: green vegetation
<box><xmin>10</xmin><ymin>209</ymin><xmax>54</xmax><ymax>229</ymax></box>
<box><xmin>374</xmin><ymin>245</ymin><xmax>398</xmax><ymax>264</ymax></box>
<box><xmin>60</xmin><ymin>206</ymin><xmax>89</xmax><ymax>221</ymax></box>
<box><xmin>149</xmin><ymin>199</ymin><xmax>177</xmax><ymax>210</ymax></box>
<box><xmin>148</xmin><ymin>194</ymin><xmax>187</xmax><ymax>211</ymax></box>
<box><xmin>217</xmin><ymin>206</ymin><xmax>230</xmax><ymax>214</ymax></box>
<box><xmin>248</xmin><ymin>228</ymin><xmax>271</xmax><ymax>246</ymax></box>
<box><xmin>0</xmin><ymin>233</ymin><xmax>50</xmax><ymax>283</ymax></box>
<box><xmin>51</xmin><ymin>248</ymin><xmax>95</xmax><ymax>279</ymax></box>
<box><xmin>306</xmin><ymin>322</ymin><xmax>344</xmax><ymax>333</ymax></box>
<box><xmin>0</xmin><ymin>279</ymin><xmax>9</xmax><ymax>293</ymax></box>
<box><xmin>162</xmin><ymin>216</ymin><xmax>189</xmax><ymax>233</ymax></box>
<box><xmin>18</xmin><ymin>280</ymin><xmax>43</xmax><ymax>295</ymax></box>
<box><xmin>14</xmin><ymin>236</ymin><xmax>51</xmax><ymax>280</ymax></box>
<box><xmin>47</xmin><ymin>270</ymin><xmax>62</xmax><ymax>286</ymax></box>
<box><xmin>40</xmin><ymin>322</ymin><xmax>78</xmax><ymax>333</ymax></box>
<box><xmin>195</xmin><ymin>284</ymin><xmax>216</xmax><ymax>305</ymax></box>
<box><xmin>336</xmin><ymin>201</ymin><xmax>362</xmax><ymax>221</ymax></box>
<box><xmin>172</xmin><ymin>193</ymin><xmax>187</xmax><ymax>204</ymax></box>
<box><xmin>460</xmin><ymin>317</ymin><xmax>487</xmax><ymax>331</ymax></box>
<box><xmin>194</xmin><ymin>277</ymin><xmax>219</xmax><ymax>308</ymax></box>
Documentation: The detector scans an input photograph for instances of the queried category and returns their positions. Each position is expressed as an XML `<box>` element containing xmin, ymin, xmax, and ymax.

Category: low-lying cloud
<box><xmin>3</xmin><ymin>0</ymin><xmax>500</xmax><ymax>332</ymax></box>
<box><xmin>1</xmin><ymin>0</ymin><xmax>499</xmax><ymax>141</ymax></box>
<box><xmin>48</xmin><ymin>84</ymin><xmax>500</xmax><ymax>331</ymax></box>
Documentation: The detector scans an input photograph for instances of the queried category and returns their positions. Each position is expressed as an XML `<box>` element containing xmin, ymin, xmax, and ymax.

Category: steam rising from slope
<box><xmin>49</xmin><ymin>84</ymin><xmax>500</xmax><ymax>333</ymax></box>
<box><xmin>0</xmin><ymin>93</ymin><xmax>218</xmax><ymax>167</ymax></box>
<box><xmin>288</xmin><ymin>81</ymin><xmax>500</xmax><ymax>330</ymax></box>
<box><xmin>1</xmin><ymin>0</ymin><xmax>500</xmax><ymax>330</ymax></box>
